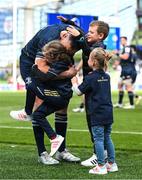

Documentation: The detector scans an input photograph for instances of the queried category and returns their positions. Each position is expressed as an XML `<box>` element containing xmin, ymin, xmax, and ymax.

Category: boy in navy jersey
<box><xmin>72</xmin><ymin>48</ymin><xmax>118</xmax><ymax>175</ymax></box>
<box><xmin>66</xmin><ymin>19</ymin><xmax>110</xmax><ymax>166</ymax></box>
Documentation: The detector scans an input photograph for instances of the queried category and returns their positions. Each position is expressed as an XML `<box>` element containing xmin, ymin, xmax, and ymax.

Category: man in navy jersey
<box><xmin>26</xmin><ymin>41</ymin><xmax>79</xmax><ymax>164</ymax></box>
<box><xmin>10</xmin><ymin>22</ymin><xmax>84</xmax><ymax>162</ymax></box>
<box><xmin>114</xmin><ymin>36</ymin><xmax>137</xmax><ymax>109</ymax></box>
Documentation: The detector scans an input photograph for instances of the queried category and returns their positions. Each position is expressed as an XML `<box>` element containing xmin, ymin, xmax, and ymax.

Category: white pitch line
<box><xmin>0</xmin><ymin>125</ymin><xmax>142</xmax><ymax>135</ymax></box>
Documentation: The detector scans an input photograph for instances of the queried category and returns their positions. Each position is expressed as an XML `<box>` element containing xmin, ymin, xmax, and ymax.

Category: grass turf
<box><xmin>0</xmin><ymin>91</ymin><xmax>142</xmax><ymax>179</ymax></box>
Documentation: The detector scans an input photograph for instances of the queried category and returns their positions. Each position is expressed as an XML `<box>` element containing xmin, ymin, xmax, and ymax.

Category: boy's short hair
<box><xmin>89</xmin><ymin>20</ymin><xmax>109</xmax><ymax>40</ymax></box>
<box><xmin>120</xmin><ymin>36</ymin><xmax>127</xmax><ymax>40</ymax></box>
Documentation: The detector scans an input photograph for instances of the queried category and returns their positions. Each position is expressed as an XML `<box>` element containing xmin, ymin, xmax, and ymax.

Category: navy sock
<box><xmin>79</xmin><ymin>102</ymin><xmax>84</xmax><ymax>108</ymax></box>
<box><xmin>128</xmin><ymin>91</ymin><xmax>134</xmax><ymax>105</ymax></box>
<box><xmin>32</xmin><ymin>123</ymin><xmax>46</xmax><ymax>156</ymax></box>
<box><xmin>118</xmin><ymin>91</ymin><xmax>124</xmax><ymax>104</ymax></box>
<box><xmin>25</xmin><ymin>89</ymin><xmax>35</xmax><ymax>115</ymax></box>
<box><xmin>55</xmin><ymin>113</ymin><xmax>67</xmax><ymax>152</ymax></box>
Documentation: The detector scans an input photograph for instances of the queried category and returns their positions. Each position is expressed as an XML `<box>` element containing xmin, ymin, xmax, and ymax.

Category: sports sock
<box><xmin>79</xmin><ymin>102</ymin><xmax>84</xmax><ymax>109</ymax></box>
<box><xmin>32</xmin><ymin>123</ymin><xmax>46</xmax><ymax>155</ymax></box>
<box><xmin>128</xmin><ymin>91</ymin><xmax>134</xmax><ymax>105</ymax></box>
<box><xmin>118</xmin><ymin>91</ymin><xmax>124</xmax><ymax>104</ymax></box>
<box><xmin>25</xmin><ymin>89</ymin><xmax>35</xmax><ymax>115</ymax></box>
<box><xmin>135</xmin><ymin>94</ymin><xmax>139</xmax><ymax>98</ymax></box>
<box><xmin>55</xmin><ymin>113</ymin><xmax>67</xmax><ymax>152</ymax></box>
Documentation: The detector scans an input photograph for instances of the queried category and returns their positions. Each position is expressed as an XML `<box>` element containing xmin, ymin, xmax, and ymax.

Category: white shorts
<box><xmin>119</xmin><ymin>77</ymin><xmax>133</xmax><ymax>86</ymax></box>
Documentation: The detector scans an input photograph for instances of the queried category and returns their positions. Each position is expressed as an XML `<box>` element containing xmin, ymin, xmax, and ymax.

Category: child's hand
<box><xmin>71</xmin><ymin>76</ymin><xmax>78</xmax><ymax>85</ymax></box>
<box><xmin>35</xmin><ymin>58</ymin><xmax>49</xmax><ymax>73</ymax></box>
<box><xmin>57</xmin><ymin>15</ymin><xmax>68</xmax><ymax>23</ymax></box>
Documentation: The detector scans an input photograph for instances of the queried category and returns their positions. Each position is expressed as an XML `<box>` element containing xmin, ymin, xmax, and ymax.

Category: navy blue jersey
<box><xmin>82</xmin><ymin>41</ymin><xmax>106</xmax><ymax>76</ymax></box>
<box><xmin>120</xmin><ymin>46</ymin><xmax>133</xmax><ymax>66</ymax></box>
<box><xmin>120</xmin><ymin>46</ymin><xmax>137</xmax><ymax>81</ymax></box>
<box><xmin>22</xmin><ymin>23</ymin><xmax>69</xmax><ymax>58</ymax></box>
<box><xmin>20</xmin><ymin>23</ymin><xmax>78</xmax><ymax>81</ymax></box>
<box><xmin>31</xmin><ymin>58</ymin><xmax>73</xmax><ymax>100</ymax></box>
<box><xmin>21</xmin><ymin>23</ymin><xmax>69</xmax><ymax>64</ymax></box>
<box><xmin>78</xmin><ymin>69</ymin><xmax>113</xmax><ymax>126</ymax></box>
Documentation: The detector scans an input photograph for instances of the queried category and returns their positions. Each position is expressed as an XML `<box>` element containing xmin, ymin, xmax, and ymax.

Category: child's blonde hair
<box><xmin>90</xmin><ymin>47</ymin><xmax>112</xmax><ymax>71</ymax></box>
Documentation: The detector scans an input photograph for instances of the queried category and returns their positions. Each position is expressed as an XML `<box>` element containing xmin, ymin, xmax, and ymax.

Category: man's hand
<box><xmin>57</xmin><ymin>15</ymin><xmax>76</xmax><ymax>26</ymax></box>
<box><xmin>66</xmin><ymin>25</ymin><xmax>80</xmax><ymax>37</ymax></box>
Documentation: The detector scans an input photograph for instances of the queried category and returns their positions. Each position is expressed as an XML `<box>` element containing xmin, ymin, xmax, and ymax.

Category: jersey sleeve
<box><xmin>124</xmin><ymin>47</ymin><xmax>131</xmax><ymax>54</ymax></box>
<box><xmin>31</xmin><ymin>65</ymin><xmax>56</xmax><ymax>82</ymax></box>
<box><xmin>78</xmin><ymin>75</ymin><xmax>92</xmax><ymax>94</ymax></box>
<box><xmin>31</xmin><ymin>61</ymin><xmax>69</xmax><ymax>82</ymax></box>
<box><xmin>48</xmin><ymin>61</ymin><xmax>70</xmax><ymax>76</ymax></box>
<box><xmin>36</xmin><ymin>51</ymin><xmax>45</xmax><ymax>59</ymax></box>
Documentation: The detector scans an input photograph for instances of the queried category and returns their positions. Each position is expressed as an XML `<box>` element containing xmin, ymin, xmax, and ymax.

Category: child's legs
<box><xmin>32</xmin><ymin>102</ymin><xmax>57</xmax><ymax>139</ymax></box>
<box><xmin>32</xmin><ymin>121</ymin><xmax>46</xmax><ymax>155</ymax></box>
<box><xmin>92</xmin><ymin>126</ymin><xmax>105</xmax><ymax>165</ymax></box>
<box><xmin>25</xmin><ymin>80</ymin><xmax>44</xmax><ymax>115</ymax></box>
<box><xmin>25</xmin><ymin>87</ymin><xmax>36</xmax><ymax>115</ymax></box>
<box><xmin>85</xmin><ymin>95</ymin><xmax>94</xmax><ymax>143</ymax></box>
<box><xmin>104</xmin><ymin>124</ymin><xmax>115</xmax><ymax>163</ymax></box>
<box><xmin>32</xmin><ymin>101</ymin><xmax>59</xmax><ymax>156</ymax></box>
<box><xmin>55</xmin><ymin>107</ymin><xmax>68</xmax><ymax>152</ymax></box>
<box><xmin>33</xmin><ymin>97</ymin><xmax>43</xmax><ymax>111</ymax></box>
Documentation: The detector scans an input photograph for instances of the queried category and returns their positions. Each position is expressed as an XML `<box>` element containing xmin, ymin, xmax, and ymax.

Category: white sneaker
<box><xmin>113</xmin><ymin>103</ymin><xmax>123</xmax><ymax>108</ymax></box>
<box><xmin>89</xmin><ymin>164</ymin><xmax>108</xmax><ymax>175</ymax></box>
<box><xmin>123</xmin><ymin>105</ymin><xmax>135</xmax><ymax>109</ymax></box>
<box><xmin>38</xmin><ymin>151</ymin><xmax>59</xmax><ymax>165</ymax></box>
<box><xmin>135</xmin><ymin>96</ymin><xmax>142</xmax><ymax>105</ymax></box>
<box><xmin>81</xmin><ymin>154</ymin><xmax>97</xmax><ymax>167</ymax></box>
<box><xmin>10</xmin><ymin>109</ymin><xmax>31</xmax><ymax>121</ymax></box>
<box><xmin>50</xmin><ymin>135</ymin><xmax>64</xmax><ymax>156</ymax></box>
<box><xmin>106</xmin><ymin>162</ymin><xmax>118</xmax><ymax>172</ymax></box>
<box><xmin>55</xmin><ymin>149</ymin><xmax>80</xmax><ymax>162</ymax></box>
<box><xmin>72</xmin><ymin>107</ymin><xmax>84</xmax><ymax>112</ymax></box>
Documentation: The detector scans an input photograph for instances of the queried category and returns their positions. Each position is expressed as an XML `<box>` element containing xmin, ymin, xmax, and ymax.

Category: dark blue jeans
<box><xmin>92</xmin><ymin>124</ymin><xmax>115</xmax><ymax>165</ymax></box>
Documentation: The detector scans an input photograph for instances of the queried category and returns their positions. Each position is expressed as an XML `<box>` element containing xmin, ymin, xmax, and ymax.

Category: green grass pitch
<box><xmin>0</xmin><ymin>91</ymin><xmax>142</xmax><ymax>179</ymax></box>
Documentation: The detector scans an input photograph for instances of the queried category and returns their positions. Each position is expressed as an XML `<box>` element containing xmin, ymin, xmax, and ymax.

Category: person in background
<box><xmin>130</xmin><ymin>45</ymin><xmax>142</xmax><ymax>105</ymax></box>
<box><xmin>114</xmin><ymin>37</ymin><xmax>138</xmax><ymax>109</ymax></box>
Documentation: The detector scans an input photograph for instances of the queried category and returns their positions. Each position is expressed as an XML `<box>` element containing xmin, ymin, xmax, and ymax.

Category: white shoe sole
<box><xmin>38</xmin><ymin>159</ymin><xmax>59</xmax><ymax>165</ymax></box>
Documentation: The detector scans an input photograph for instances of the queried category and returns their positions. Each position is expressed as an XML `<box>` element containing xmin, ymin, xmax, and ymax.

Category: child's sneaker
<box><xmin>89</xmin><ymin>164</ymin><xmax>107</xmax><ymax>175</ymax></box>
<box><xmin>113</xmin><ymin>103</ymin><xmax>123</xmax><ymax>108</ymax></box>
<box><xmin>38</xmin><ymin>151</ymin><xmax>59</xmax><ymax>165</ymax></box>
<box><xmin>135</xmin><ymin>95</ymin><xmax>142</xmax><ymax>105</ymax></box>
<box><xmin>10</xmin><ymin>109</ymin><xmax>31</xmax><ymax>121</ymax></box>
<box><xmin>50</xmin><ymin>135</ymin><xmax>64</xmax><ymax>156</ymax></box>
<box><xmin>72</xmin><ymin>107</ymin><xmax>84</xmax><ymax>112</ymax></box>
<box><xmin>123</xmin><ymin>105</ymin><xmax>135</xmax><ymax>109</ymax></box>
<box><xmin>55</xmin><ymin>149</ymin><xmax>80</xmax><ymax>162</ymax></box>
<box><xmin>106</xmin><ymin>162</ymin><xmax>118</xmax><ymax>172</ymax></box>
<box><xmin>81</xmin><ymin>154</ymin><xmax>97</xmax><ymax>167</ymax></box>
